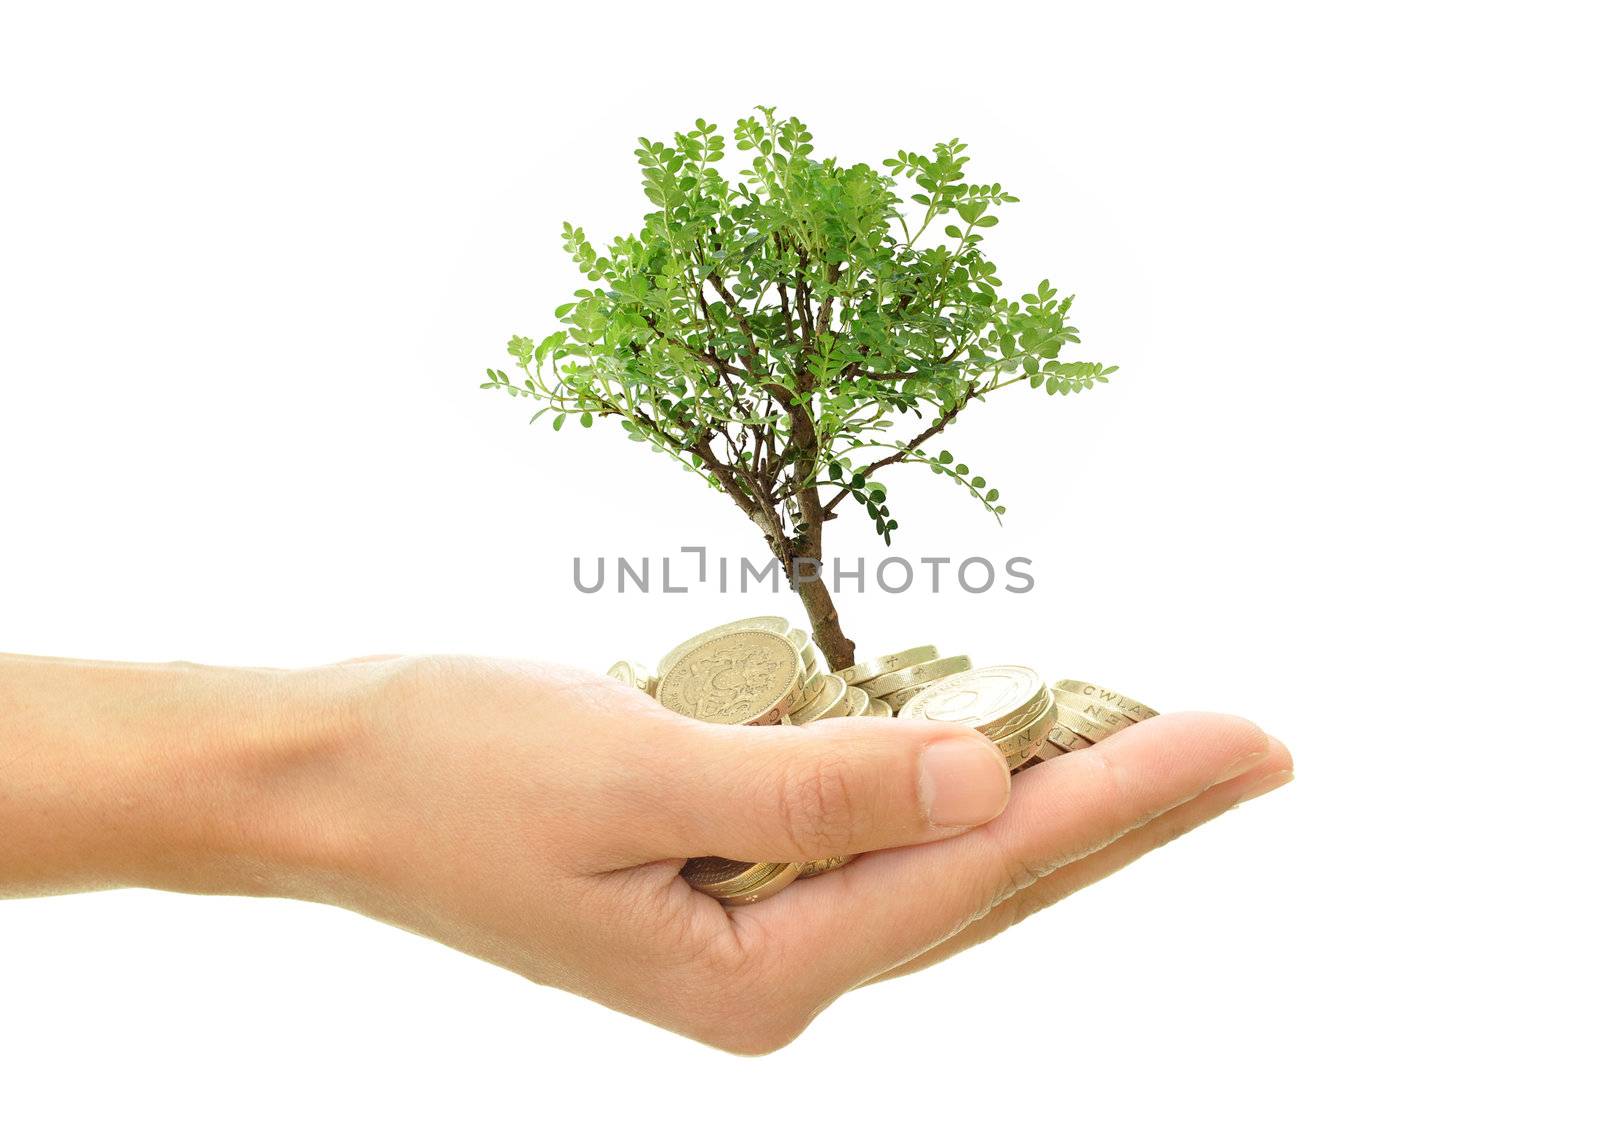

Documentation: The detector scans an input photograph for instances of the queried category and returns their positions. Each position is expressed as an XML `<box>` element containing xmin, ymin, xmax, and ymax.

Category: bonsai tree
<box><xmin>484</xmin><ymin>107</ymin><xmax>1115</xmax><ymax>670</ymax></box>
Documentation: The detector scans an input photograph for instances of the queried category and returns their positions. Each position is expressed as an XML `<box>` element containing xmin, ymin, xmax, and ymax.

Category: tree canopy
<box><xmin>484</xmin><ymin>107</ymin><xmax>1115</xmax><ymax>666</ymax></box>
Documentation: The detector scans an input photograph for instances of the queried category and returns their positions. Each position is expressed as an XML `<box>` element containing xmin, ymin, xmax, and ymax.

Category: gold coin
<box><xmin>842</xmin><ymin>685</ymin><xmax>870</xmax><ymax>717</ymax></box>
<box><xmin>659</xmin><ymin>615</ymin><xmax>791</xmax><ymax>674</ymax></box>
<box><xmin>1052</xmin><ymin>679</ymin><xmax>1158</xmax><ymax>722</ymax></box>
<box><xmin>792</xmin><ymin>671</ymin><xmax>831</xmax><ymax>711</ymax></box>
<box><xmin>1052</xmin><ymin>687</ymin><xmax>1140</xmax><ymax>731</ymax></box>
<box><xmin>861</xmin><ymin>654</ymin><xmax>974</xmax><ymax>699</ymax></box>
<box><xmin>1052</xmin><ymin>691</ymin><xmax>1139</xmax><ymax>735</ymax></box>
<box><xmin>835</xmin><ymin>645</ymin><xmax>939</xmax><ymax>687</ymax></box>
<box><xmin>790</xmin><ymin>673</ymin><xmax>849</xmax><ymax>724</ymax></box>
<box><xmin>1046</xmin><ymin>720</ymin><xmax>1099</xmax><ymax>753</ymax></box>
<box><xmin>989</xmin><ymin>692</ymin><xmax>1058</xmax><ymax>769</ymax></box>
<box><xmin>884</xmin><ymin>681</ymin><xmax>937</xmax><ymax>712</ymax></box>
<box><xmin>605</xmin><ymin>660</ymin><xmax>656</xmax><ymax>696</ymax></box>
<box><xmin>655</xmin><ymin>629</ymin><xmax>805</xmax><ymax>726</ymax></box>
<box><xmin>788</xmin><ymin>628</ymin><xmax>822</xmax><ymax>677</ymax></box>
<box><xmin>796</xmin><ymin>853</ymin><xmax>856</xmax><ymax>878</ymax></box>
<box><xmin>865</xmin><ymin>697</ymin><xmax>892</xmax><ymax>717</ymax></box>
<box><xmin>1018</xmin><ymin>738</ymin><xmax>1069</xmax><ymax>770</ymax></box>
<box><xmin>1053</xmin><ymin>706</ymin><xmax>1121</xmax><ymax>744</ymax></box>
<box><xmin>681</xmin><ymin>857</ymin><xmax>800</xmax><ymax>905</ymax></box>
<box><xmin>897</xmin><ymin>665</ymin><xmax>1050</xmax><ymax>738</ymax></box>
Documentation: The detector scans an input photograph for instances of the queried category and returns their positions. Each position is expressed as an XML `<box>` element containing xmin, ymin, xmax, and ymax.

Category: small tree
<box><xmin>484</xmin><ymin>107</ymin><xmax>1115</xmax><ymax>670</ymax></box>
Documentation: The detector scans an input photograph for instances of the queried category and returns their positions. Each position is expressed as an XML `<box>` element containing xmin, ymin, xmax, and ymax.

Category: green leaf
<box><xmin>507</xmin><ymin>335</ymin><xmax>535</xmax><ymax>365</ymax></box>
<box><xmin>483</xmin><ymin>108</ymin><xmax>1115</xmax><ymax>566</ymax></box>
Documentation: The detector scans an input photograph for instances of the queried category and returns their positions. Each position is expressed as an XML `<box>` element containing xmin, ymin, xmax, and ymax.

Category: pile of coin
<box><xmin>607</xmin><ymin>614</ymin><xmax>1158</xmax><ymax>906</ymax></box>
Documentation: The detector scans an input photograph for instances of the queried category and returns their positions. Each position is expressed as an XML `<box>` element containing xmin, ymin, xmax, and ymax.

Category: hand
<box><xmin>262</xmin><ymin>656</ymin><xmax>1292</xmax><ymax>1052</ymax></box>
<box><xmin>0</xmin><ymin>653</ymin><xmax>1291</xmax><ymax>1053</ymax></box>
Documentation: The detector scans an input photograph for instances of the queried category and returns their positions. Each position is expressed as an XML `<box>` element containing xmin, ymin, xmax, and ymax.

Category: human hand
<box><xmin>0</xmin><ymin>652</ymin><xmax>1290</xmax><ymax>1052</ymax></box>
<box><xmin>254</xmin><ymin>655</ymin><xmax>1291</xmax><ymax>1053</ymax></box>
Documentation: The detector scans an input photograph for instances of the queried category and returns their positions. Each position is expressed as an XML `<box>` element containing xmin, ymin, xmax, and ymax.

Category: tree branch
<box><xmin>686</xmin><ymin>436</ymin><xmax>765</xmax><ymax>522</ymax></box>
<box><xmin>705</xmin><ymin>272</ymin><xmax>769</xmax><ymax>380</ymax></box>
<box><xmin>641</xmin><ymin>311</ymin><xmax>746</xmax><ymax>379</ymax></box>
<box><xmin>819</xmin><ymin>387</ymin><xmax>975</xmax><ymax>515</ymax></box>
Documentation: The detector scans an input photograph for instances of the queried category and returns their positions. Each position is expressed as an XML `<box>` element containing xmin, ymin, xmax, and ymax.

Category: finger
<box><xmin>732</xmin><ymin>712</ymin><xmax>1274</xmax><ymax>994</ymax></box>
<box><xmin>635</xmin><ymin>715</ymin><xmax>1012</xmax><ymax>862</ymax></box>
<box><xmin>868</xmin><ymin>739</ymin><xmax>1293</xmax><ymax>982</ymax></box>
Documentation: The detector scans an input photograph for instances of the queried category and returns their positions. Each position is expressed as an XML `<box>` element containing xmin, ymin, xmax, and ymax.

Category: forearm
<box><xmin>0</xmin><ymin>654</ymin><xmax>361</xmax><ymax>900</ymax></box>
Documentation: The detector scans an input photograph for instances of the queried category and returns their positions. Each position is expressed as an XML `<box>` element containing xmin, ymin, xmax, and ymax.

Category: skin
<box><xmin>0</xmin><ymin>651</ymin><xmax>1292</xmax><ymax>1054</ymax></box>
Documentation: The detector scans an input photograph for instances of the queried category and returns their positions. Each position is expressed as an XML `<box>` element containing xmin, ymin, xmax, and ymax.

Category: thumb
<box><xmin>646</xmin><ymin>716</ymin><xmax>1012</xmax><ymax>862</ymax></box>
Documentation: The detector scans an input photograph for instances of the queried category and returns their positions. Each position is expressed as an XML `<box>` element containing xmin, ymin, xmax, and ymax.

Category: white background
<box><xmin>2</xmin><ymin>1</ymin><xmax>1595</xmax><ymax>1136</ymax></box>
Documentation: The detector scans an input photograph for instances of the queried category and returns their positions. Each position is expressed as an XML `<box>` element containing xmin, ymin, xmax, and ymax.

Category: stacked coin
<box><xmin>608</xmin><ymin>615</ymin><xmax>1158</xmax><ymax>905</ymax></box>
<box><xmin>679</xmin><ymin>856</ymin><xmax>798</xmax><ymax>906</ymax></box>
<box><xmin>654</xmin><ymin>624</ymin><xmax>807</xmax><ymax>727</ymax></box>
<box><xmin>1016</xmin><ymin>679</ymin><xmax>1160</xmax><ymax>770</ymax></box>
<box><xmin>787</xmin><ymin>627</ymin><xmax>824</xmax><ymax>686</ymax></box>
<box><xmin>605</xmin><ymin>659</ymin><xmax>656</xmax><ymax>697</ymax></box>
<box><xmin>898</xmin><ymin>665</ymin><xmax>1058</xmax><ymax>770</ymax></box>
<box><xmin>849</xmin><ymin>646</ymin><xmax>974</xmax><ymax>713</ymax></box>
<box><xmin>651</xmin><ymin>616</ymin><xmax>810</xmax><ymax>904</ymax></box>
<box><xmin>787</xmin><ymin>673</ymin><xmax>850</xmax><ymax>724</ymax></box>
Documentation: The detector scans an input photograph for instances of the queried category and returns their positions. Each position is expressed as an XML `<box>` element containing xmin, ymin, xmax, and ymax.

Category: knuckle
<box><xmin>998</xmin><ymin>855</ymin><xmax>1053</xmax><ymax>904</ymax></box>
<box><xmin>981</xmin><ymin>847</ymin><xmax>1059</xmax><ymax>917</ymax></box>
<box><xmin>775</xmin><ymin>756</ymin><xmax>857</xmax><ymax>856</ymax></box>
<box><xmin>1009</xmin><ymin>882</ymin><xmax>1059</xmax><ymax>927</ymax></box>
<box><xmin>975</xmin><ymin>830</ymin><xmax>1055</xmax><ymax>916</ymax></box>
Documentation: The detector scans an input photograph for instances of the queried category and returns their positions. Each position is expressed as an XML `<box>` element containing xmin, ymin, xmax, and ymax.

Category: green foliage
<box><xmin>484</xmin><ymin>107</ymin><xmax>1114</xmax><ymax>553</ymax></box>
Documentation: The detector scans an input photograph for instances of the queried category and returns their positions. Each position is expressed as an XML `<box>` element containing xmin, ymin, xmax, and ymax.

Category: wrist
<box><xmin>0</xmin><ymin>655</ymin><xmax>376</xmax><ymax>900</ymax></box>
<box><xmin>140</xmin><ymin>661</ymin><xmax>379</xmax><ymax>901</ymax></box>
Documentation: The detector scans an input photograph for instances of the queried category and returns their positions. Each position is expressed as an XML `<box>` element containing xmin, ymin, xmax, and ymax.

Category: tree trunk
<box><xmin>731</xmin><ymin>458</ymin><xmax>855</xmax><ymax>669</ymax></box>
<box><xmin>793</xmin><ymin>571</ymin><xmax>855</xmax><ymax>671</ymax></box>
